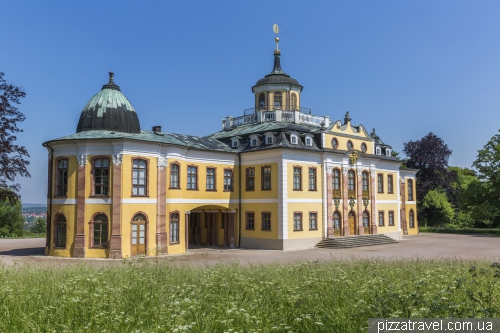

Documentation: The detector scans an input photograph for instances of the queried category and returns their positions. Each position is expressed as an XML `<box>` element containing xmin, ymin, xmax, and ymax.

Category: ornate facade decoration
<box><xmin>157</xmin><ymin>156</ymin><xmax>168</xmax><ymax>170</ymax></box>
<box><xmin>349</xmin><ymin>151</ymin><xmax>358</xmax><ymax>165</ymax></box>
<box><xmin>370</xmin><ymin>168</ymin><xmax>376</xmax><ymax>177</ymax></box>
<box><xmin>112</xmin><ymin>153</ymin><xmax>123</xmax><ymax>166</ymax></box>
<box><xmin>77</xmin><ymin>154</ymin><xmax>87</xmax><ymax>166</ymax></box>
<box><xmin>342</xmin><ymin>166</ymin><xmax>349</xmax><ymax>176</ymax></box>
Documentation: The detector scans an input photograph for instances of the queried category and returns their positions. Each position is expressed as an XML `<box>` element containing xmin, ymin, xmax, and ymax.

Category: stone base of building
<box><xmin>240</xmin><ymin>237</ymin><xmax>322</xmax><ymax>250</ymax></box>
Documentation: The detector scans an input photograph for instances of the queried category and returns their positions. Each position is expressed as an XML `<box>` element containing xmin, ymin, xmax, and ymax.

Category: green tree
<box><xmin>421</xmin><ymin>189</ymin><xmax>454</xmax><ymax>227</ymax></box>
<box><xmin>30</xmin><ymin>217</ymin><xmax>46</xmax><ymax>233</ymax></box>
<box><xmin>469</xmin><ymin>130</ymin><xmax>500</xmax><ymax>227</ymax></box>
<box><xmin>0</xmin><ymin>201</ymin><xmax>24</xmax><ymax>236</ymax></box>
<box><xmin>0</xmin><ymin>72</ymin><xmax>30</xmax><ymax>203</ymax></box>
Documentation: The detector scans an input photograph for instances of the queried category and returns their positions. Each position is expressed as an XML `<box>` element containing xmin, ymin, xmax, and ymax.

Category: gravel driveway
<box><xmin>0</xmin><ymin>233</ymin><xmax>498</xmax><ymax>267</ymax></box>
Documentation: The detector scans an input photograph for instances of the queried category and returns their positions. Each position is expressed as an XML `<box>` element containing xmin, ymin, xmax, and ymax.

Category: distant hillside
<box><xmin>22</xmin><ymin>203</ymin><xmax>47</xmax><ymax>208</ymax></box>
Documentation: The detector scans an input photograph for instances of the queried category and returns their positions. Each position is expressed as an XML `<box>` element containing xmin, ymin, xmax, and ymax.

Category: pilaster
<box><xmin>156</xmin><ymin>157</ymin><xmax>168</xmax><ymax>254</ymax></box>
<box><xmin>109</xmin><ymin>153</ymin><xmax>122</xmax><ymax>258</ymax></box>
<box><xmin>370</xmin><ymin>168</ymin><xmax>378</xmax><ymax>235</ymax></box>
<box><xmin>356</xmin><ymin>167</ymin><xmax>364</xmax><ymax>235</ymax></box>
<box><xmin>74</xmin><ymin>154</ymin><xmax>87</xmax><ymax>258</ymax></box>
<box><xmin>342</xmin><ymin>166</ymin><xmax>349</xmax><ymax>236</ymax></box>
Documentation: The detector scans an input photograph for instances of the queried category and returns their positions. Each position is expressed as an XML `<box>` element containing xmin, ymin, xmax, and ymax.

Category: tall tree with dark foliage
<box><xmin>0</xmin><ymin>72</ymin><xmax>30</xmax><ymax>203</ymax></box>
<box><xmin>403</xmin><ymin>132</ymin><xmax>455</xmax><ymax>226</ymax></box>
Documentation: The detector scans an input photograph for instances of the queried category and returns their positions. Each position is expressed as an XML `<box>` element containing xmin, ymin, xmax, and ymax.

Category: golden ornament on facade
<box><xmin>349</xmin><ymin>151</ymin><xmax>358</xmax><ymax>165</ymax></box>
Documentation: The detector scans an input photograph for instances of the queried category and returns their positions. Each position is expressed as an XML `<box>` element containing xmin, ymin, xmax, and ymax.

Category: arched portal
<box><xmin>348</xmin><ymin>211</ymin><xmax>356</xmax><ymax>236</ymax></box>
<box><xmin>131</xmin><ymin>212</ymin><xmax>148</xmax><ymax>256</ymax></box>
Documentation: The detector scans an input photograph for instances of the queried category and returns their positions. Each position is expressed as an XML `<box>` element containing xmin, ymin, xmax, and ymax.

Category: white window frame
<box><xmin>386</xmin><ymin>148</ymin><xmax>391</xmax><ymax>157</ymax></box>
<box><xmin>376</xmin><ymin>146</ymin><xmax>381</xmax><ymax>155</ymax></box>
<box><xmin>250</xmin><ymin>135</ymin><xmax>259</xmax><ymax>147</ymax></box>
<box><xmin>305</xmin><ymin>135</ymin><xmax>313</xmax><ymax>147</ymax></box>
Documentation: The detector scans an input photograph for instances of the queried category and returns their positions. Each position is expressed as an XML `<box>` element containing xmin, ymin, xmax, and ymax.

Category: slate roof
<box><xmin>207</xmin><ymin>121</ymin><xmax>322</xmax><ymax>140</ymax></box>
<box><xmin>44</xmin><ymin>130</ymin><xmax>235</xmax><ymax>153</ymax></box>
<box><xmin>252</xmin><ymin>52</ymin><xmax>303</xmax><ymax>91</ymax></box>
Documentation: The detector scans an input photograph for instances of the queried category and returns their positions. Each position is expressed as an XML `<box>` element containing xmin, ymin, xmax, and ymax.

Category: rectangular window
<box><xmin>388</xmin><ymin>211</ymin><xmax>395</xmax><ymax>226</ymax></box>
<box><xmin>293</xmin><ymin>212</ymin><xmax>302</xmax><ymax>231</ymax></box>
<box><xmin>332</xmin><ymin>169</ymin><xmax>340</xmax><ymax>190</ymax></box>
<box><xmin>94</xmin><ymin>158</ymin><xmax>110</xmax><ymax>196</ymax></box>
<box><xmin>262</xmin><ymin>166</ymin><xmax>271</xmax><ymax>190</ymax></box>
<box><xmin>224</xmin><ymin>169</ymin><xmax>233</xmax><ymax>191</ymax></box>
<box><xmin>187</xmin><ymin>166</ymin><xmax>197</xmax><ymax>190</ymax></box>
<box><xmin>408</xmin><ymin>179</ymin><xmax>414</xmax><ymax>201</ymax></box>
<box><xmin>309</xmin><ymin>212</ymin><xmax>317</xmax><ymax>230</ymax></box>
<box><xmin>266</xmin><ymin>136</ymin><xmax>273</xmax><ymax>144</ymax></box>
<box><xmin>309</xmin><ymin>168</ymin><xmax>317</xmax><ymax>190</ymax></box>
<box><xmin>206</xmin><ymin>167</ymin><xmax>215</xmax><ymax>191</ymax></box>
<box><xmin>132</xmin><ymin>159</ymin><xmax>147</xmax><ymax>196</ymax></box>
<box><xmin>170</xmin><ymin>213</ymin><xmax>179</xmax><ymax>243</ymax></box>
<box><xmin>378</xmin><ymin>211</ymin><xmax>385</xmax><ymax>226</ymax></box>
<box><xmin>246</xmin><ymin>167</ymin><xmax>255</xmax><ymax>191</ymax></box>
<box><xmin>56</xmin><ymin>158</ymin><xmax>68</xmax><ymax>197</ymax></box>
<box><xmin>377</xmin><ymin>174</ymin><xmax>384</xmax><ymax>193</ymax></box>
<box><xmin>262</xmin><ymin>212</ymin><xmax>271</xmax><ymax>230</ymax></box>
<box><xmin>388</xmin><ymin>175</ymin><xmax>393</xmax><ymax>194</ymax></box>
<box><xmin>293</xmin><ymin>167</ymin><xmax>301</xmax><ymax>190</ymax></box>
<box><xmin>170</xmin><ymin>164</ymin><xmax>179</xmax><ymax>188</ymax></box>
<box><xmin>246</xmin><ymin>212</ymin><xmax>255</xmax><ymax>230</ymax></box>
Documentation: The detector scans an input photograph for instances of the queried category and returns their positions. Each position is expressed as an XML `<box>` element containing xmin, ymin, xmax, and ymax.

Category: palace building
<box><xmin>43</xmin><ymin>36</ymin><xmax>418</xmax><ymax>258</ymax></box>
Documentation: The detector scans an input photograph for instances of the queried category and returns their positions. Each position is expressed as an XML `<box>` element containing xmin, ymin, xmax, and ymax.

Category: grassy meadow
<box><xmin>0</xmin><ymin>259</ymin><xmax>499</xmax><ymax>333</ymax></box>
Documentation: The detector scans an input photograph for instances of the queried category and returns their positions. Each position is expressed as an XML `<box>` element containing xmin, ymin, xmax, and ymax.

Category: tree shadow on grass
<box><xmin>0</xmin><ymin>247</ymin><xmax>45</xmax><ymax>256</ymax></box>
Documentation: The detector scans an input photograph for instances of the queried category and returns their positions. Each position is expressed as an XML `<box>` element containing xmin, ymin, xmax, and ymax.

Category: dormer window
<box><xmin>232</xmin><ymin>140</ymin><xmax>238</xmax><ymax>148</ymax></box>
<box><xmin>266</xmin><ymin>136</ymin><xmax>273</xmax><ymax>144</ymax></box>
<box><xmin>252</xmin><ymin>139</ymin><xmax>257</xmax><ymax>146</ymax></box>
<box><xmin>386</xmin><ymin>148</ymin><xmax>391</xmax><ymax>157</ymax></box>
<box><xmin>376</xmin><ymin>146</ymin><xmax>381</xmax><ymax>155</ymax></box>
<box><xmin>231</xmin><ymin>137</ymin><xmax>240</xmax><ymax>148</ymax></box>
<box><xmin>291</xmin><ymin>135</ymin><xmax>298</xmax><ymax>145</ymax></box>
<box><xmin>306</xmin><ymin>138</ymin><xmax>311</xmax><ymax>146</ymax></box>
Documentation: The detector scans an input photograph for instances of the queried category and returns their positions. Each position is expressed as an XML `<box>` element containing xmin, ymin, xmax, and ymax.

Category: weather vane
<box><xmin>273</xmin><ymin>23</ymin><xmax>281</xmax><ymax>53</ymax></box>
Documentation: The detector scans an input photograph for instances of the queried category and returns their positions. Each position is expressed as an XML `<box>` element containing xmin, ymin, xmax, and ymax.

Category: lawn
<box><xmin>0</xmin><ymin>259</ymin><xmax>498</xmax><ymax>332</ymax></box>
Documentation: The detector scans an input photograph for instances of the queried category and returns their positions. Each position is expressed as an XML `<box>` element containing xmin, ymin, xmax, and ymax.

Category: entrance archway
<box><xmin>348</xmin><ymin>211</ymin><xmax>356</xmax><ymax>235</ymax></box>
<box><xmin>184</xmin><ymin>207</ymin><xmax>237</xmax><ymax>248</ymax></box>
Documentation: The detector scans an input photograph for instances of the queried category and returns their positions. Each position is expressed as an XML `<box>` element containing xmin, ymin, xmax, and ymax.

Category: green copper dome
<box><xmin>76</xmin><ymin>72</ymin><xmax>141</xmax><ymax>134</ymax></box>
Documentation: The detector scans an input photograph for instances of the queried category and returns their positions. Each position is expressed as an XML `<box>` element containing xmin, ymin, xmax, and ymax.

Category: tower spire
<box><xmin>273</xmin><ymin>23</ymin><xmax>281</xmax><ymax>54</ymax></box>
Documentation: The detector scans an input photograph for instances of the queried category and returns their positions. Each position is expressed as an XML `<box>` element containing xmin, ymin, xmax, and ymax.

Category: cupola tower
<box><xmin>252</xmin><ymin>24</ymin><xmax>303</xmax><ymax>112</ymax></box>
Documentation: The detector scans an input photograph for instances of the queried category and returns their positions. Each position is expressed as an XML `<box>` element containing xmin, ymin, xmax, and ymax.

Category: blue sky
<box><xmin>1</xmin><ymin>1</ymin><xmax>500</xmax><ymax>203</ymax></box>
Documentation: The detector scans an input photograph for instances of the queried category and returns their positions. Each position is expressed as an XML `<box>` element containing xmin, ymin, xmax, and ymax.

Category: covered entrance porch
<box><xmin>185</xmin><ymin>208</ymin><xmax>237</xmax><ymax>249</ymax></box>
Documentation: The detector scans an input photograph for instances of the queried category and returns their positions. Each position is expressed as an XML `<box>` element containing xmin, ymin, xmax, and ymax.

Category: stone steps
<box><xmin>315</xmin><ymin>234</ymin><xmax>398</xmax><ymax>249</ymax></box>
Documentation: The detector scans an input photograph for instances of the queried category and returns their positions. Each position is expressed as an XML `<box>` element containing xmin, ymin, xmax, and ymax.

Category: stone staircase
<box><xmin>315</xmin><ymin>234</ymin><xmax>398</xmax><ymax>249</ymax></box>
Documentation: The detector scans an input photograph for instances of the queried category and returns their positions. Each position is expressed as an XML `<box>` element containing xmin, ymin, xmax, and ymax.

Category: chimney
<box><xmin>152</xmin><ymin>126</ymin><xmax>162</xmax><ymax>132</ymax></box>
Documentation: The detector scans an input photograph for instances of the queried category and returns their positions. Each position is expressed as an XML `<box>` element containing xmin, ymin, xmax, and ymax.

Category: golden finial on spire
<box><xmin>273</xmin><ymin>23</ymin><xmax>281</xmax><ymax>54</ymax></box>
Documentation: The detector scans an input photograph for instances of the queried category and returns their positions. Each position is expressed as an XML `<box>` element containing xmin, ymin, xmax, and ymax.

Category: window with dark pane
<box><xmin>132</xmin><ymin>159</ymin><xmax>147</xmax><ymax>196</ymax></box>
<box><xmin>332</xmin><ymin>169</ymin><xmax>340</xmax><ymax>190</ymax></box>
<box><xmin>309</xmin><ymin>212</ymin><xmax>317</xmax><ymax>230</ymax></box>
<box><xmin>262</xmin><ymin>166</ymin><xmax>271</xmax><ymax>190</ymax></box>
<box><xmin>262</xmin><ymin>212</ymin><xmax>271</xmax><ymax>230</ymax></box>
<box><xmin>388</xmin><ymin>174</ymin><xmax>393</xmax><ymax>193</ymax></box>
<box><xmin>246</xmin><ymin>167</ymin><xmax>255</xmax><ymax>191</ymax></box>
<box><xmin>224</xmin><ymin>169</ymin><xmax>233</xmax><ymax>191</ymax></box>
<box><xmin>170</xmin><ymin>213</ymin><xmax>179</xmax><ymax>243</ymax></box>
<box><xmin>54</xmin><ymin>214</ymin><xmax>67</xmax><ymax>248</ymax></box>
<box><xmin>293</xmin><ymin>167</ymin><xmax>301</xmax><ymax>190</ymax></box>
<box><xmin>206</xmin><ymin>168</ymin><xmax>215</xmax><ymax>190</ymax></box>
<box><xmin>309</xmin><ymin>168</ymin><xmax>316</xmax><ymax>190</ymax></box>
<box><xmin>362</xmin><ymin>171</ymin><xmax>369</xmax><ymax>192</ymax></box>
<box><xmin>333</xmin><ymin>211</ymin><xmax>341</xmax><ymax>229</ymax></box>
<box><xmin>348</xmin><ymin>170</ymin><xmax>355</xmax><ymax>191</ymax></box>
<box><xmin>92</xmin><ymin>213</ymin><xmax>108</xmax><ymax>247</ymax></box>
<box><xmin>94</xmin><ymin>159</ymin><xmax>110</xmax><ymax>195</ymax></box>
<box><xmin>293</xmin><ymin>213</ymin><xmax>302</xmax><ymax>231</ymax></box>
<box><xmin>187</xmin><ymin>166</ymin><xmax>197</xmax><ymax>190</ymax></box>
<box><xmin>170</xmin><ymin>164</ymin><xmax>179</xmax><ymax>188</ymax></box>
<box><xmin>362</xmin><ymin>211</ymin><xmax>370</xmax><ymax>228</ymax></box>
<box><xmin>273</xmin><ymin>91</ymin><xmax>282</xmax><ymax>109</ymax></box>
<box><xmin>56</xmin><ymin>159</ymin><xmax>68</xmax><ymax>196</ymax></box>
<box><xmin>246</xmin><ymin>212</ymin><xmax>255</xmax><ymax>230</ymax></box>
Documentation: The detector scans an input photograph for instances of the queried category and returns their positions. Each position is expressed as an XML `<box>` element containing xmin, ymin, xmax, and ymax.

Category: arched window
<box><xmin>132</xmin><ymin>159</ymin><xmax>147</xmax><ymax>196</ymax></box>
<box><xmin>258</xmin><ymin>93</ymin><xmax>265</xmax><ymax>109</ymax></box>
<box><xmin>362</xmin><ymin>171</ymin><xmax>369</xmax><ymax>192</ymax></box>
<box><xmin>362</xmin><ymin>211</ymin><xmax>370</xmax><ymax>228</ymax></box>
<box><xmin>90</xmin><ymin>213</ymin><xmax>108</xmax><ymax>248</ymax></box>
<box><xmin>348</xmin><ymin>170</ymin><xmax>355</xmax><ymax>191</ymax></box>
<box><xmin>273</xmin><ymin>91</ymin><xmax>282</xmax><ymax>109</ymax></box>
<box><xmin>409</xmin><ymin>209</ymin><xmax>415</xmax><ymax>228</ymax></box>
<box><xmin>54</xmin><ymin>213</ymin><xmax>66</xmax><ymax>248</ymax></box>
<box><xmin>170</xmin><ymin>212</ymin><xmax>179</xmax><ymax>243</ymax></box>
<box><xmin>332</xmin><ymin>169</ymin><xmax>340</xmax><ymax>191</ymax></box>
<box><xmin>170</xmin><ymin>163</ymin><xmax>179</xmax><ymax>188</ymax></box>
<box><xmin>131</xmin><ymin>213</ymin><xmax>147</xmax><ymax>255</ymax></box>
<box><xmin>333</xmin><ymin>211</ymin><xmax>341</xmax><ymax>230</ymax></box>
<box><xmin>291</xmin><ymin>93</ymin><xmax>297</xmax><ymax>110</ymax></box>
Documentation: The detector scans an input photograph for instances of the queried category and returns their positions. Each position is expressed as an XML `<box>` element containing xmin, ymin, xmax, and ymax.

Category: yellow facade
<box><xmin>44</xmin><ymin>42</ymin><xmax>418</xmax><ymax>258</ymax></box>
